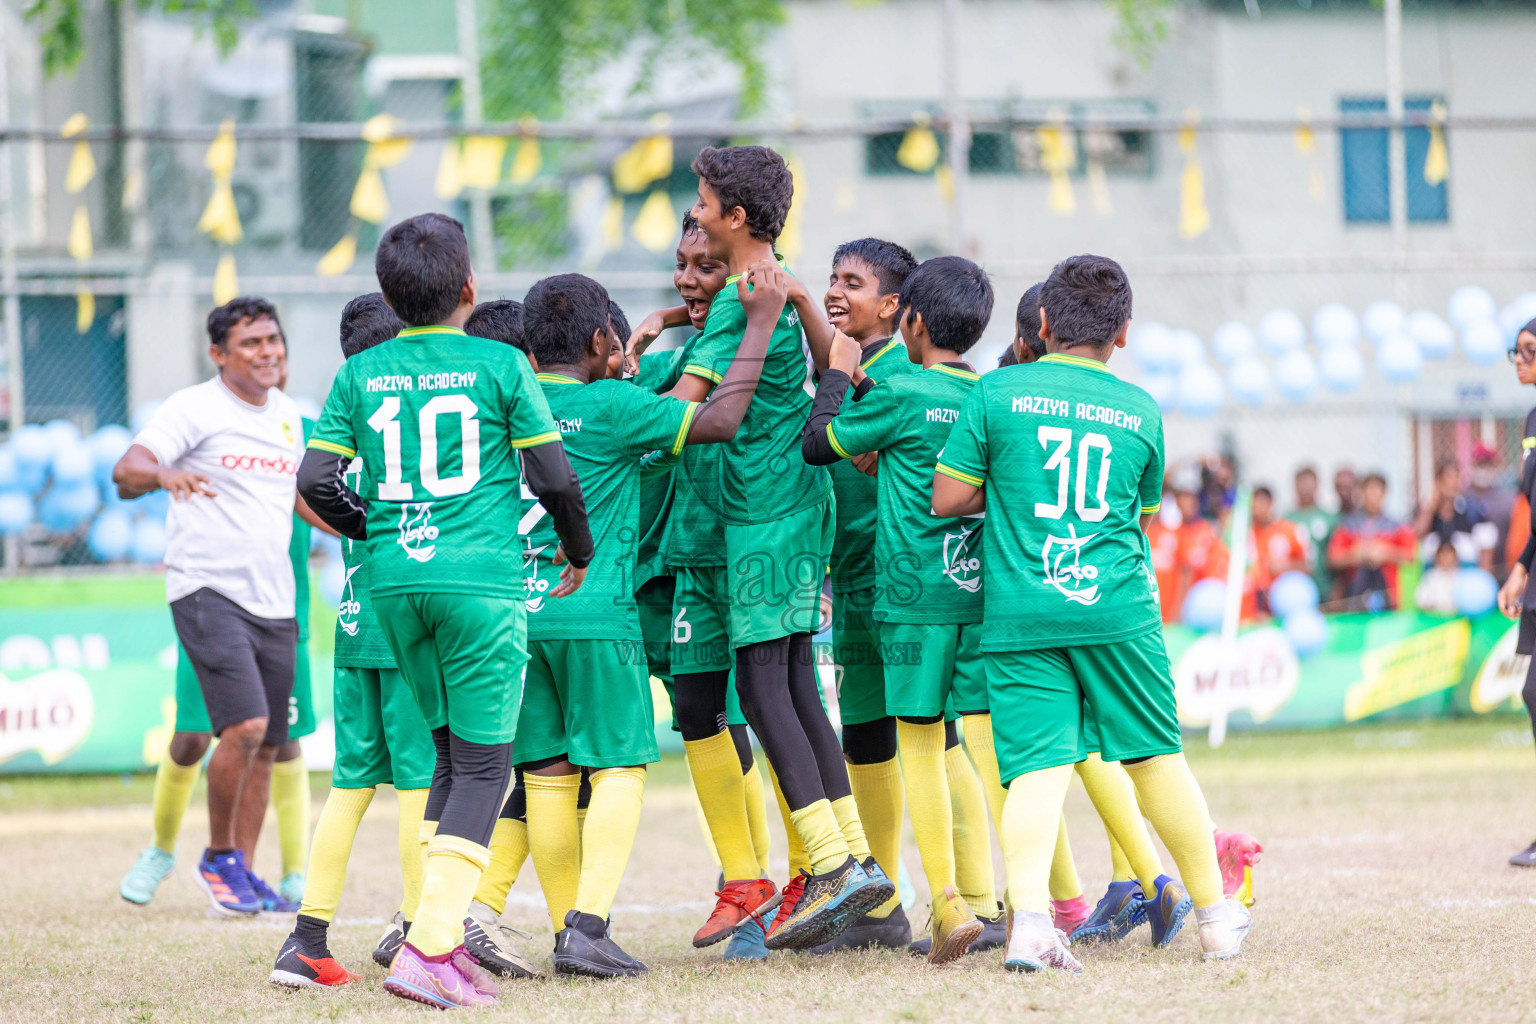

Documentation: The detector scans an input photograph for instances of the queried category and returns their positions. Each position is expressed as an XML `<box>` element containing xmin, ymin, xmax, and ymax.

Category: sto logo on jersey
<box><xmin>941</xmin><ymin>525</ymin><xmax>982</xmax><ymax>593</ymax></box>
<box><xmin>1042</xmin><ymin>524</ymin><xmax>1101</xmax><ymax>605</ymax></box>
<box><xmin>337</xmin><ymin>563</ymin><xmax>363</xmax><ymax>635</ymax></box>
<box><xmin>397</xmin><ymin>503</ymin><xmax>439</xmax><ymax>563</ymax></box>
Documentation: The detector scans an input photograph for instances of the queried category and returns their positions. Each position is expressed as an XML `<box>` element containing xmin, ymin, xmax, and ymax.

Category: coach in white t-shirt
<box><xmin>113</xmin><ymin>296</ymin><xmax>322</xmax><ymax>915</ymax></box>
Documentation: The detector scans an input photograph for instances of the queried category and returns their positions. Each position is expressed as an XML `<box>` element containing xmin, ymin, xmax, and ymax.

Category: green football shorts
<box><xmin>723</xmin><ymin>498</ymin><xmax>834</xmax><ymax>647</ymax></box>
<box><xmin>331</xmin><ymin>665</ymin><xmax>436</xmax><ymax>790</ymax></box>
<box><xmin>833</xmin><ymin>586</ymin><xmax>885</xmax><ymax>726</ymax></box>
<box><xmin>878</xmin><ymin>621</ymin><xmax>986</xmax><ymax>719</ymax></box>
<box><xmin>671</xmin><ymin>565</ymin><xmax>732</xmax><ymax>674</ymax></box>
<box><xmin>984</xmin><ymin>629</ymin><xmax>1181</xmax><ymax>784</ymax></box>
<box><xmin>373</xmin><ymin>592</ymin><xmax>528</xmax><ymax>746</ymax></box>
<box><xmin>512</xmin><ymin>639</ymin><xmax>661</xmax><ymax>768</ymax></box>
<box><xmin>173</xmin><ymin>641</ymin><xmax>315</xmax><ymax>740</ymax></box>
<box><xmin>636</xmin><ymin>575</ymin><xmax>678</xmax><ymax>731</ymax></box>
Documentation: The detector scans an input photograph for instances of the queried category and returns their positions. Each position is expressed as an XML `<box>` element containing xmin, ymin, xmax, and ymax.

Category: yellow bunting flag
<box><xmin>361</xmin><ymin>114</ymin><xmax>413</xmax><ymax>169</ymax></box>
<box><xmin>934</xmin><ymin>162</ymin><xmax>955</xmax><ymax>203</ymax></box>
<box><xmin>1424</xmin><ymin>101</ymin><xmax>1449</xmax><ymax>186</ymax></box>
<box><xmin>316</xmin><ymin>232</ymin><xmax>358</xmax><ymax>277</ymax></box>
<box><xmin>1178</xmin><ymin>110</ymin><xmax>1210</xmax><ymax>240</ymax></box>
<box><xmin>1295</xmin><ymin>107</ymin><xmax>1324</xmax><ymax>202</ymax></box>
<box><xmin>60</xmin><ymin>112</ymin><xmax>89</xmax><ymax>137</ymax></box>
<box><xmin>778</xmin><ymin>154</ymin><xmax>805</xmax><ymax>263</ymax></box>
<box><xmin>197</xmin><ymin>119</ymin><xmax>242</xmax><ymax>245</ymax></box>
<box><xmin>459</xmin><ymin>136</ymin><xmax>507</xmax><ymax>189</ymax></box>
<box><xmin>612</xmin><ymin>114</ymin><xmax>674</xmax><ymax>194</ymax></box>
<box><xmin>122</xmin><ymin>169</ymin><xmax>143</xmax><ymax>210</ymax></box>
<box><xmin>1037</xmin><ymin>117</ymin><xmax>1076</xmax><ymax>216</ymax></box>
<box><xmin>1088</xmin><ymin>158</ymin><xmax>1112</xmax><ymax>215</ymax></box>
<box><xmin>75</xmin><ymin>290</ymin><xmax>95</xmax><ymax>334</ymax></box>
<box><xmin>350</xmin><ymin>165</ymin><xmax>390</xmax><ymax>224</ymax></box>
<box><xmin>204</xmin><ymin>119</ymin><xmax>237</xmax><ymax>179</ymax></box>
<box><xmin>897</xmin><ymin>114</ymin><xmax>940</xmax><ymax>173</ymax></box>
<box><xmin>62</xmin><ymin>114</ymin><xmax>95</xmax><ymax>195</ymax></box>
<box><xmin>510</xmin><ymin>132</ymin><xmax>541</xmax><ymax>185</ymax></box>
<box><xmin>602</xmin><ymin>196</ymin><xmax>625</xmax><ymax>252</ymax></box>
<box><xmin>631</xmin><ymin>190</ymin><xmax>676</xmax><ymax>254</ymax></box>
<box><xmin>434</xmin><ymin>140</ymin><xmax>463</xmax><ymax>200</ymax></box>
<box><xmin>213</xmin><ymin>251</ymin><xmax>239</xmax><ymax>306</ymax></box>
<box><xmin>67</xmin><ymin>205</ymin><xmax>93</xmax><ymax>262</ymax></box>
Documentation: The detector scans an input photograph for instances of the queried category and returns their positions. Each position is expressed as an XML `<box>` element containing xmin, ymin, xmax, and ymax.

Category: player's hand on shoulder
<box><xmin>626</xmin><ymin>311</ymin><xmax>668</xmax><ymax>375</ymax></box>
<box><xmin>158</xmin><ymin>467</ymin><xmax>216</xmax><ymax>501</ymax></box>
<box><xmin>740</xmin><ymin>261</ymin><xmax>789</xmax><ymax>321</ymax></box>
<box><xmin>829</xmin><ymin>329</ymin><xmax>861</xmax><ymax>376</ymax></box>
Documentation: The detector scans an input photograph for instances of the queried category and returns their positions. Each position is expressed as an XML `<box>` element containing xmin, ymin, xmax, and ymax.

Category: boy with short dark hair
<box><xmin>515</xmin><ymin>269</ymin><xmax>786</xmax><ymax>976</ymax></box>
<box><xmin>270</xmin><ymin>293</ymin><xmax>439</xmax><ymax>989</ymax></box>
<box><xmin>298</xmin><ymin>213</ymin><xmax>594</xmax><ymax>1008</ymax></box>
<box><xmin>1011</xmin><ymin>281</ymin><xmax>1047</xmax><ymax>364</ymax></box>
<box><xmin>464</xmin><ymin>299</ymin><xmax>527</xmax><ymax>355</ymax></box>
<box><xmin>932</xmin><ymin>253</ymin><xmax>1252</xmax><ymax>973</ymax></box>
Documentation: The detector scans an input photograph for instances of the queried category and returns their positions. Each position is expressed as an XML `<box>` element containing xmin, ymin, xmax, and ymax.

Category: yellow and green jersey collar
<box><xmin>536</xmin><ymin>372</ymin><xmax>583</xmax><ymax>385</ymax></box>
<box><xmin>1040</xmin><ymin>352</ymin><xmax>1111</xmax><ymax>373</ymax></box>
<box><xmin>397</xmin><ymin>325</ymin><xmax>467</xmax><ymax>341</ymax></box>
<box><xmin>725</xmin><ymin>254</ymin><xmax>787</xmax><ymax>285</ymax></box>
<box><xmin>931</xmin><ymin>363</ymin><xmax>979</xmax><ymax>382</ymax></box>
<box><xmin>861</xmin><ymin>337</ymin><xmax>903</xmax><ymax>371</ymax></box>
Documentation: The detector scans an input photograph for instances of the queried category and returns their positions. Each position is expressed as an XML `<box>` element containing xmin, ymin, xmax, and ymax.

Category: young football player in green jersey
<box><xmin>802</xmin><ymin>255</ymin><xmax>1002</xmax><ymax>964</ymax></box>
<box><xmin>512</xmin><ymin>270</ymin><xmax>785</xmax><ymax>976</ymax></box>
<box><xmin>299</xmin><ymin>213</ymin><xmax>594</xmax><ymax>1009</ymax></box>
<box><xmin>270</xmin><ymin>293</ymin><xmax>439</xmax><ymax>989</ymax></box>
<box><xmin>661</xmin><ymin>146</ymin><xmax>892</xmax><ymax>951</ymax></box>
<box><xmin>932</xmin><ymin>254</ymin><xmax>1253</xmax><ymax>973</ymax></box>
<box><xmin>630</xmin><ymin>213</ymin><xmax>781</xmax><ymax>951</ymax></box>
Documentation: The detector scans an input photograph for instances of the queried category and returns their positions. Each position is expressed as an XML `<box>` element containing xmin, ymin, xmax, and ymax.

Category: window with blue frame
<box><xmin>1340</xmin><ymin>97</ymin><xmax>1448</xmax><ymax>223</ymax></box>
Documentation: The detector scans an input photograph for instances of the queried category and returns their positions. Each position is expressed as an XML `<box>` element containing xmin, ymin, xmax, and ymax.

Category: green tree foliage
<box><xmin>26</xmin><ymin>0</ymin><xmax>255</xmax><ymax>77</ymax></box>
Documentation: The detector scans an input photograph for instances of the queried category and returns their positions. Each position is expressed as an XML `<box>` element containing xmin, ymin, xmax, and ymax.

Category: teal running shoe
<box><xmin>120</xmin><ymin>847</ymin><xmax>175</xmax><ymax>905</ymax></box>
<box><xmin>723</xmin><ymin>913</ymin><xmax>770</xmax><ymax>961</ymax></box>
<box><xmin>764</xmin><ymin>857</ymin><xmax>892</xmax><ymax>951</ymax></box>
<box><xmin>1145</xmin><ymin>874</ymin><xmax>1193</xmax><ymax>948</ymax></box>
<box><xmin>278</xmin><ymin>872</ymin><xmax>305</xmax><ymax>905</ymax></box>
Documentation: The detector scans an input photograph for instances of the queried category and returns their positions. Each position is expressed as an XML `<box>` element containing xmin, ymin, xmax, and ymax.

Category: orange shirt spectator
<box><xmin>1243</xmin><ymin>486</ymin><xmax>1310</xmax><ymax>618</ymax></box>
<box><xmin>1148</xmin><ymin>490</ymin><xmax>1230</xmax><ymax>622</ymax></box>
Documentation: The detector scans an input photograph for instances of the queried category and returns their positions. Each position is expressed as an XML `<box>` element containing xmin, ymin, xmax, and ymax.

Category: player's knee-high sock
<box><xmin>768</xmin><ymin>764</ymin><xmax>811</xmax><ymax>877</ymax></box>
<box><xmin>573</xmin><ymin>767</ymin><xmax>647</xmax><ymax>919</ymax></box>
<box><xmin>846</xmin><ymin>756</ymin><xmax>903</xmax><ymax>917</ymax></box>
<box><xmin>473</xmin><ymin>778</ymin><xmax>527</xmax><ymax>917</ymax></box>
<box><xmin>683</xmin><ymin>733</ymin><xmax>758</xmax><ymax>880</ymax></box>
<box><xmin>297</xmin><ymin>786</ymin><xmax>375</xmax><ymax>922</ymax></box>
<box><xmin>896</xmin><ymin>720</ymin><xmax>956</xmax><ymax>904</ymax></box>
<box><xmin>1000</xmin><ymin>764</ymin><xmax>1074</xmax><ymax>916</ymax></box>
<box><xmin>576</xmin><ymin>769</ymin><xmax>591</xmax><ymax>868</ymax></box>
<box><xmin>1048</xmin><ymin>814</ymin><xmax>1083</xmax><ymax>901</ymax></box>
<box><xmin>830</xmin><ymin>795</ymin><xmax>872</xmax><ymax>863</ymax></box>
<box><xmin>412</xmin><ymin>834</ymin><xmax>492</xmax><ymax>956</ymax></box>
<box><xmin>742</xmin><ymin>758</ymin><xmax>772</xmax><ymax>878</ymax></box>
<box><xmin>960</xmin><ymin>714</ymin><xmax>1008</xmax><ymax>833</ymax></box>
<box><xmin>395</xmin><ymin>787</ymin><xmax>429</xmax><ymax>919</ymax></box>
<box><xmin>150</xmin><ymin>751</ymin><xmax>201</xmax><ymax>854</ymax></box>
<box><xmin>1107</xmin><ymin>831</ymin><xmax>1134</xmax><ymax>882</ymax></box>
<box><xmin>1079</xmin><ymin>753</ymin><xmax>1164</xmax><ymax>893</ymax></box>
<box><xmin>525</xmin><ymin>773</ymin><xmax>581</xmax><ymax>930</ymax></box>
<box><xmin>946</xmin><ymin>741</ymin><xmax>997</xmax><ymax>917</ymax></box>
<box><xmin>788</xmin><ymin>799</ymin><xmax>852</xmax><ymax>875</ymax></box>
<box><xmin>271</xmin><ymin>754</ymin><xmax>311</xmax><ymax>878</ymax></box>
<box><xmin>1123</xmin><ymin>754</ymin><xmax>1224</xmax><ymax>908</ymax></box>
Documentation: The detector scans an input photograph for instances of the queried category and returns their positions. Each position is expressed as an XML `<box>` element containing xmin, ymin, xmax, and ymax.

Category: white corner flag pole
<box><xmin>1209</xmin><ymin>485</ymin><xmax>1251</xmax><ymax>749</ymax></box>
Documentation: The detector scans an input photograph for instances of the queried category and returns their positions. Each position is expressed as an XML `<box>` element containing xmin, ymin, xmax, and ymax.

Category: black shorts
<box><xmin>1518</xmin><ymin>607</ymin><xmax>1536</xmax><ymax>656</ymax></box>
<box><xmin>170</xmin><ymin>587</ymin><xmax>298</xmax><ymax>745</ymax></box>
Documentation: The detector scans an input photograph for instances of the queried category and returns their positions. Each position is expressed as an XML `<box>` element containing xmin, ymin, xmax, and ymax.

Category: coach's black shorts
<box><xmin>1518</xmin><ymin>606</ymin><xmax>1536</xmax><ymax>656</ymax></box>
<box><xmin>170</xmin><ymin>587</ymin><xmax>298</xmax><ymax>745</ymax></box>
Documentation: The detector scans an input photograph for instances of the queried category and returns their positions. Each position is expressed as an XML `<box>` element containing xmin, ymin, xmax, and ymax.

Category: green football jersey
<box><xmin>308</xmin><ymin>325</ymin><xmax>560</xmax><ymax>600</ymax></box>
<box><xmin>824</xmin><ymin>362</ymin><xmax>983</xmax><ymax>624</ymax></box>
<box><xmin>684</xmin><ymin>263</ymin><xmax>832</xmax><ymax>525</ymax></box>
<box><xmin>659</xmin><ymin>332</ymin><xmax>726</xmax><ymax>569</ymax></box>
<box><xmin>935</xmin><ymin>352</ymin><xmax>1164</xmax><ymax>651</ymax></box>
<box><xmin>828</xmin><ymin>337</ymin><xmax>917</xmax><ymax>594</ymax></box>
<box><xmin>333</xmin><ymin>455</ymin><xmax>397</xmax><ymax>668</ymax></box>
<box><xmin>288</xmin><ymin>417</ymin><xmax>314</xmax><ymax>641</ymax></box>
<box><xmin>1286</xmin><ymin>505</ymin><xmax>1336</xmax><ymax>595</ymax></box>
<box><xmin>523</xmin><ymin>373</ymin><xmax>697</xmax><ymax>639</ymax></box>
<box><xmin>634</xmin><ymin>349</ymin><xmax>685</xmax><ymax>585</ymax></box>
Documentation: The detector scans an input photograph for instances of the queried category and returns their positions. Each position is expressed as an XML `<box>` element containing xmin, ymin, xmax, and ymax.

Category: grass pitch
<box><xmin>4</xmin><ymin>719</ymin><xmax>1536</xmax><ymax>1023</ymax></box>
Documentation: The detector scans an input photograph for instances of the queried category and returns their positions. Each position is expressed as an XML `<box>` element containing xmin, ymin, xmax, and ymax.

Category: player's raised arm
<box><xmin>684</xmin><ymin>262</ymin><xmax>789</xmax><ymax>445</ymax></box>
<box><xmin>625</xmin><ymin>305</ymin><xmax>691</xmax><ymax>376</ymax></box>
<box><xmin>800</xmin><ymin>329</ymin><xmax>866</xmax><ymax>465</ymax></box>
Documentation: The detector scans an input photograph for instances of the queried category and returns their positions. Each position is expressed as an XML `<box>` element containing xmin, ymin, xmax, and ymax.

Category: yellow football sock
<box><xmin>411</xmin><ymin>833</ymin><xmax>491</xmax><ymax>956</ymax></box>
<box><xmin>1000</xmin><ymin>764</ymin><xmax>1074</xmax><ymax>916</ymax></box>
<box><xmin>945</xmin><ymin>743</ymin><xmax>997</xmax><ymax>917</ymax></box>
<box><xmin>419</xmin><ymin>818</ymin><xmax>439</xmax><ymax>889</ymax></box>
<box><xmin>396</xmin><ymin>788</ymin><xmax>429</xmax><ymax>919</ymax></box>
<box><xmin>897</xmin><ymin>720</ymin><xmax>955</xmax><ymax>902</ymax></box>
<box><xmin>961</xmin><ymin>714</ymin><xmax>1008</xmax><ymax>832</ymax></box>
<box><xmin>525</xmin><ymin>772</ymin><xmax>581</xmax><ymax>930</ymax></box>
<box><xmin>1108</xmin><ymin>831</ymin><xmax>1134</xmax><ymax>882</ymax></box>
<box><xmin>1124</xmin><ymin>754</ymin><xmax>1224</xmax><ymax>908</ymax></box>
<box><xmin>573</xmin><ymin>767</ymin><xmax>647</xmax><ymax>920</ymax></box>
<box><xmin>683</xmin><ymin>733</ymin><xmax>759</xmax><ymax>880</ymax></box>
<box><xmin>830</xmin><ymin>794</ymin><xmax>872</xmax><ymax>863</ymax></box>
<box><xmin>297</xmin><ymin>785</ymin><xmax>375</xmax><ymax>922</ymax></box>
<box><xmin>576</xmin><ymin>805</ymin><xmax>588</xmax><ymax>868</ymax></box>
<box><xmin>788</xmin><ymin>798</ymin><xmax>851</xmax><ymax>875</ymax></box>
<box><xmin>769</xmin><ymin>764</ymin><xmax>810</xmax><ymax>877</ymax></box>
<box><xmin>150</xmin><ymin>752</ymin><xmax>200</xmax><ymax>854</ymax></box>
<box><xmin>846</xmin><ymin>756</ymin><xmax>903</xmax><ymax>917</ymax></box>
<box><xmin>271</xmin><ymin>755</ymin><xmax>311</xmax><ymax>878</ymax></box>
<box><xmin>473</xmin><ymin>816</ymin><xmax>528</xmax><ymax>916</ymax></box>
<box><xmin>1048</xmin><ymin>814</ymin><xmax>1084</xmax><ymax>901</ymax></box>
<box><xmin>1078</xmin><ymin>753</ymin><xmax>1163</xmax><ymax>893</ymax></box>
<box><xmin>743</xmin><ymin>759</ymin><xmax>772</xmax><ymax>878</ymax></box>
<box><xmin>695</xmin><ymin>802</ymin><xmax>722</xmax><ymax>867</ymax></box>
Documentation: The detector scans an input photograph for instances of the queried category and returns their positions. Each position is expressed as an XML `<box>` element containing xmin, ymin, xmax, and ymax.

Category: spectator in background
<box><xmin>1147</xmin><ymin>466</ymin><xmax>1229</xmax><ymax>623</ymax></box>
<box><xmin>1287</xmin><ymin>465</ymin><xmax>1336</xmax><ymax>605</ymax></box>
<box><xmin>1245</xmin><ymin>485</ymin><xmax>1311</xmax><ymax>618</ymax></box>
<box><xmin>1201</xmin><ymin>454</ymin><xmax>1237</xmax><ymax>524</ymax></box>
<box><xmin>1468</xmin><ymin>444</ymin><xmax>1516</xmax><ymax>576</ymax></box>
<box><xmin>1413</xmin><ymin>459</ymin><xmax>1496</xmax><ymax>570</ymax></box>
<box><xmin>1415</xmin><ymin>540</ymin><xmax>1462</xmax><ymax>615</ymax></box>
<box><xmin>1328</xmin><ymin>472</ymin><xmax>1417</xmax><ymax>612</ymax></box>
<box><xmin>1334</xmin><ymin>466</ymin><xmax>1360</xmax><ymax>519</ymax></box>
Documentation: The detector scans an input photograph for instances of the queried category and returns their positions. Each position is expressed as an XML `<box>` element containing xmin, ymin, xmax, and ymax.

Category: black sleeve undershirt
<box><xmin>520</xmin><ymin>441</ymin><xmax>594</xmax><ymax>570</ymax></box>
<box><xmin>801</xmin><ymin>369</ymin><xmax>873</xmax><ymax>466</ymax></box>
<box><xmin>296</xmin><ymin>449</ymin><xmax>367</xmax><ymax>540</ymax></box>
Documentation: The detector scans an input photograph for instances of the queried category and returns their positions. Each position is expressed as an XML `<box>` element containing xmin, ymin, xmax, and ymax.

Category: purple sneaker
<box><xmin>195</xmin><ymin>849</ymin><xmax>261</xmax><ymax>917</ymax></box>
<box><xmin>384</xmin><ymin>941</ymin><xmax>495</xmax><ymax>1008</ymax></box>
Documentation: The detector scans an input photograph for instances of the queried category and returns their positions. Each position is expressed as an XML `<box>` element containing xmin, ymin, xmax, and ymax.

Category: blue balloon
<box><xmin>12</xmin><ymin>424</ymin><xmax>50</xmax><ymax>470</ymax></box>
<box><xmin>1447</xmin><ymin>285</ymin><xmax>1497</xmax><ymax>330</ymax></box>
<box><xmin>127</xmin><ymin>488</ymin><xmax>170</xmax><ymax>521</ymax></box>
<box><xmin>89</xmin><ymin>425</ymin><xmax>133</xmax><ymax>486</ymax></box>
<box><xmin>1175</xmin><ymin>363</ymin><xmax>1225</xmax><ymax>418</ymax></box>
<box><xmin>1140</xmin><ymin>371</ymin><xmax>1178</xmax><ymax>411</ymax></box>
<box><xmin>1283</xmin><ymin>608</ymin><xmax>1329</xmax><ymax>657</ymax></box>
<box><xmin>1312</xmin><ymin>303</ymin><xmax>1360</xmax><ymax>349</ymax></box>
<box><xmin>318</xmin><ymin>556</ymin><xmax>347</xmax><ymax>607</ymax></box>
<box><xmin>1130</xmin><ymin>322</ymin><xmax>1177</xmax><ymax>372</ymax></box>
<box><xmin>131</xmin><ymin>518</ymin><xmax>168</xmax><ymax>564</ymax></box>
<box><xmin>1362</xmin><ymin>300</ymin><xmax>1405</xmax><ymax>346</ymax></box>
<box><xmin>0</xmin><ymin>447</ymin><xmax>17</xmax><ymax>491</ymax></box>
<box><xmin>1274</xmin><ymin>349</ymin><xmax>1318</xmax><ymax>402</ymax></box>
<box><xmin>1461</xmin><ymin>318</ymin><xmax>1506</xmax><ymax>367</ymax></box>
<box><xmin>1378</xmin><ymin>332</ymin><xmax>1424</xmax><ymax>383</ymax></box>
<box><xmin>1453</xmin><ymin>568</ymin><xmax>1498</xmax><ymax>617</ymax></box>
<box><xmin>50</xmin><ymin>441</ymin><xmax>94</xmax><ymax>485</ymax></box>
<box><xmin>1499</xmin><ymin>293</ymin><xmax>1536</xmax><ymax>343</ymax></box>
<box><xmin>130</xmin><ymin>400</ymin><xmax>163</xmax><ymax>433</ymax></box>
<box><xmin>1268</xmin><ymin>570</ymin><xmax>1320</xmax><ymax>619</ymax></box>
<box><xmin>1258</xmin><ymin>309</ymin><xmax>1306</xmax><ymax>356</ymax></box>
<box><xmin>0</xmin><ymin>491</ymin><xmax>32</xmax><ymax>535</ymax></box>
<box><xmin>1181</xmin><ymin>578</ymin><xmax>1228</xmax><ymax>632</ymax></box>
<box><xmin>1227</xmin><ymin>356</ymin><xmax>1270</xmax><ymax>407</ymax></box>
<box><xmin>1319</xmin><ymin>345</ymin><xmax>1365</xmax><ymax>393</ymax></box>
<box><xmin>1407</xmin><ymin>311</ymin><xmax>1455</xmax><ymax>359</ymax></box>
<box><xmin>38</xmin><ymin>482</ymin><xmax>100</xmax><ymax>532</ymax></box>
<box><xmin>1211</xmin><ymin>322</ymin><xmax>1256</xmax><ymax>365</ymax></box>
<box><xmin>43</xmin><ymin>418</ymin><xmax>81</xmax><ymax>449</ymax></box>
<box><xmin>88</xmin><ymin>510</ymin><xmax>134</xmax><ymax>561</ymax></box>
<box><xmin>1169</xmin><ymin>329</ymin><xmax>1206</xmax><ymax>368</ymax></box>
